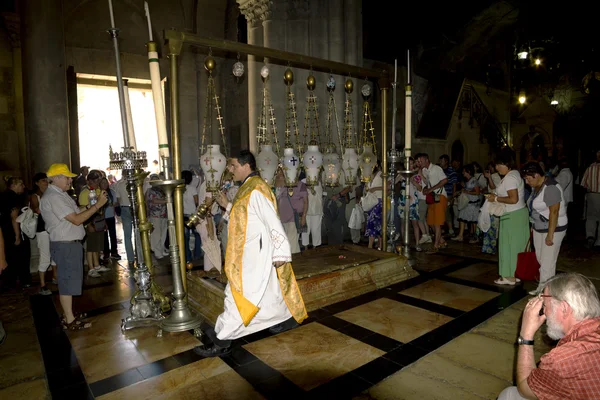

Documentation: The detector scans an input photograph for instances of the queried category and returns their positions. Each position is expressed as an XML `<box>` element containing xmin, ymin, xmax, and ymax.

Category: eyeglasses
<box><xmin>539</xmin><ymin>294</ymin><xmax>552</xmax><ymax>298</ymax></box>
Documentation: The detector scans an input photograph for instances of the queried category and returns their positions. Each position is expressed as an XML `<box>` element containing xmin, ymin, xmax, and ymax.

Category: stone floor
<box><xmin>1</xmin><ymin>221</ymin><xmax>599</xmax><ymax>399</ymax></box>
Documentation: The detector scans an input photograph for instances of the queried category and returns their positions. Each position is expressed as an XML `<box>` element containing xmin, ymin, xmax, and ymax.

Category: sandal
<box><xmin>62</xmin><ymin>319</ymin><xmax>92</xmax><ymax>331</ymax></box>
<box><xmin>494</xmin><ymin>277</ymin><xmax>517</xmax><ymax>286</ymax></box>
<box><xmin>61</xmin><ymin>312</ymin><xmax>88</xmax><ymax>324</ymax></box>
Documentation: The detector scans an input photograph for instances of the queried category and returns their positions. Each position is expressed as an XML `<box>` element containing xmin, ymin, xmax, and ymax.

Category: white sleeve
<box><xmin>503</xmin><ymin>172</ymin><xmax>519</xmax><ymax>191</ymax></box>
<box><xmin>250</xmin><ymin>191</ymin><xmax>292</xmax><ymax>263</ymax></box>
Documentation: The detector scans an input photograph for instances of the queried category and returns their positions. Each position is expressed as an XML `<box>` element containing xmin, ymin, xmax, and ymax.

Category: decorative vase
<box><xmin>256</xmin><ymin>145</ymin><xmax>278</xmax><ymax>186</ymax></box>
<box><xmin>200</xmin><ymin>144</ymin><xmax>227</xmax><ymax>192</ymax></box>
<box><xmin>323</xmin><ymin>151</ymin><xmax>341</xmax><ymax>187</ymax></box>
<box><xmin>359</xmin><ymin>144</ymin><xmax>377</xmax><ymax>183</ymax></box>
<box><xmin>282</xmin><ymin>148</ymin><xmax>300</xmax><ymax>188</ymax></box>
<box><xmin>341</xmin><ymin>147</ymin><xmax>359</xmax><ymax>187</ymax></box>
<box><xmin>302</xmin><ymin>145</ymin><xmax>323</xmax><ymax>187</ymax></box>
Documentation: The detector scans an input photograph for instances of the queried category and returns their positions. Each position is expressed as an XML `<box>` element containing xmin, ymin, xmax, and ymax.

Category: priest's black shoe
<box><xmin>269</xmin><ymin>317</ymin><xmax>299</xmax><ymax>334</ymax></box>
<box><xmin>193</xmin><ymin>344</ymin><xmax>232</xmax><ymax>358</ymax></box>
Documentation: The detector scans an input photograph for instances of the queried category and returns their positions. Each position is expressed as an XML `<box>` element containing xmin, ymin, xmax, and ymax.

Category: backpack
<box><xmin>16</xmin><ymin>207</ymin><xmax>38</xmax><ymax>239</ymax></box>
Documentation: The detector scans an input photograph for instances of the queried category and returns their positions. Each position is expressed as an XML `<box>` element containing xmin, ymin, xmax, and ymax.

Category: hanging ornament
<box><xmin>361</xmin><ymin>82</ymin><xmax>371</xmax><ymax>98</ymax></box>
<box><xmin>327</xmin><ymin>75</ymin><xmax>336</xmax><ymax>92</ymax></box>
<box><xmin>232</xmin><ymin>53</ymin><xmax>244</xmax><ymax>81</ymax></box>
<box><xmin>199</xmin><ymin>53</ymin><xmax>228</xmax><ymax>191</ymax></box>
<box><xmin>260</xmin><ymin>64</ymin><xmax>270</xmax><ymax>80</ymax></box>
<box><xmin>358</xmin><ymin>80</ymin><xmax>377</xmax><ymax>182</ymax></box>
<box><xmin>302</xmin><ymin>72</ymin><xmax>323</xmax><ymax>188</ymax></box>
<box><xmin>342</xmin><ymin>78</ymin><xmax>358</xmax><ymax>186</ymax></box>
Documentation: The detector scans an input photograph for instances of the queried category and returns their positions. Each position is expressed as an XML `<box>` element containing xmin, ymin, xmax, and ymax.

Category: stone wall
<box><xmin>0</xmin><ymin>14</ymin><xmax>26</xmax><ymax>190</ymax></box>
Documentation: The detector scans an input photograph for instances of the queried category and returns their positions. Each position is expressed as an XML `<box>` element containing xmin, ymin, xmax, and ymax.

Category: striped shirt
<box><xmin>581</xmin><ymin>162</ymin><xmax>600</xmax><ymax>193</ymax></box>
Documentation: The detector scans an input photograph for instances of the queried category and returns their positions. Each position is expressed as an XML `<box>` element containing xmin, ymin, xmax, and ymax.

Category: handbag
<box><xmin>515</xmin><ymin>232</ymin><xmax>540</xmax><ymax>281</ymax></box>
<box><xmin>16</xmin><ymin>207</ymin><xmax>38</xmax><ymax>239</ymax></box>
<box><xmin>360</xmin><ymin>191</ymin><xmax>379</xmax><ymax>212</ymax></box>
<box><xmin>425</xmin><ymin>188</ymin><xmax>442</xmax><ymax>205</ymax></box>
<box><xmin>285</xmin><ymin>194</ymin><xmax>304</xmax><ymax>232</ymax></box>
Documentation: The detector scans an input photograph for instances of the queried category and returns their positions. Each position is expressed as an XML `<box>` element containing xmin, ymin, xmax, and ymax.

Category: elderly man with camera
<box><xmin>498</xmin><ymin>273</ymin><xmax>600</xmax><ymax>399</ymax></box>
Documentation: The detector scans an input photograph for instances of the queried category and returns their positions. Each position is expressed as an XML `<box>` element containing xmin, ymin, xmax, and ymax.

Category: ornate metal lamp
<box><xmin>302</xmin><ymin>73</ymin><xmax>323</xmax><ymax>188</ymax></box>
<box><xmin>151</xmin><ymin>179</ymin><xmax>202</xmax><ymax>337</ymax></box>
<box><xmin>341</xmin><ymin>78</ymin><xmax>359</xmax><ymax>187</ymax></box>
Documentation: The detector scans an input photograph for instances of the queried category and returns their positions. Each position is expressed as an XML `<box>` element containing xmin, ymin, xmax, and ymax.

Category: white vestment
<box><xmin>215</xmin><ymin>190</ymin><xmax>293</xmax><ymax>340</ymax></box>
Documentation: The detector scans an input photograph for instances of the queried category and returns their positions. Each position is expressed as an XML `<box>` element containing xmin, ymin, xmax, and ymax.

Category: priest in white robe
<box><xmin>194</xmin><ymin>150</ymin><xmax>307</xmax><ymax>357</ymax></box>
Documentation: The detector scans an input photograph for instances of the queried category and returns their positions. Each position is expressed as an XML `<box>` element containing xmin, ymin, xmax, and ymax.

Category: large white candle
<box><xmin>404</xmin><ymin>50</ymin><xmax>412</xmax><ymax>157</ymax></box>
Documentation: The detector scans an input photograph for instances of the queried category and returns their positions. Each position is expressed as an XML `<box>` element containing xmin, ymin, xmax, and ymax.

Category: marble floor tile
<box><xmin>399</xmin><ymin>279</ymin><xmax>499</xmax><ymax>311</ymax></box>
<box><xmin>447</xmin><ymin>262</ymin><xmax>500</xmax><ymax>285</ymax></box>
<box><xmin>360</xmin><ymin>369</ymin><xmax>484</xmax><ymax>400</ymax></box>
<box><xmin>154</xmin><ymin>369</ymin><xmax>264</xmax><ymax>400</ymax></box>
<box><xmin>243</xmin><ymin>322</ymin><xmax>384</xmax><ymax>391</ymax></box>
<box><xmin>0</xmin><ymin>378</ymin><xmax>50</xmax><ymax>400</ymax></box>
<box><xmin>130</xmin><ymin>330</ymin><xmax>201</xmax><ymax>363</ymax></box>
<box><xmin>405</xmin><ymin>353</ymin><xmax>511</xmax><ymax>399</ymax></box>
<box><xmin>98</xmin><ymin>358</ymin><xmax>243</xmax><ymax>400</ymax></box>
<box><xmin>336</xmin><ymin>298</ymin><xmax>453</xmax><ymax>343</ymax></box>
<box><xmin>435</xmin><ymin>332</ymin><xmax>517</xmax><ymax>382</ymax></box>
<box><xmin>412</xmin><ymin>253</ymin><xmax>464</xmax><ymax>273</ymax></box>
<box><xmin>472</xmin><ymin>307</ymin><xmax>523</xmax><ymax>344</ymax></box>
<box><xmin>0</xmin><ymin>293</ymin><xmax>32</xmax><ymax>324</ymax></box>
<box><xmin>0</xmin><ymin>350</ymin><xmax>45</xmax><ymax>389</ymax></box>
<box><xmin>76</xmin><ymin>338</ymin><xmax>147</xmax><ymax>383</ymax></box>
<box><xmin>472</xmin><ymin>307</ymin><xmax>556</xmax><ymax>360</ymax></box>
<box><xmin>68</xmin><ymin>308</ymin><xmax>130</xmax><ymax>351</ymax></box>
<box><xmin>0</xmin><ymin>317</ymin><xmax>40</xmax><ymax>358</ymax></box>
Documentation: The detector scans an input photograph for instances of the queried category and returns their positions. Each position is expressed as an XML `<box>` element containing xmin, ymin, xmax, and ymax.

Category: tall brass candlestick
<box><xmin>400</xmin><ymin>50</ymin><xmax>415</xmax><ymax>260</ymax></box>
<box><xmin>167</xmin><ymin>36</ymin><xmax>187</xmax><ymax>290</ymax></box>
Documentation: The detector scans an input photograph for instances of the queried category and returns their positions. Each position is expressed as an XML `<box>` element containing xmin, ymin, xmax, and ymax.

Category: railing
<box><xmin>457</xmin><ymin>83</ymin><xmax>510</xmax><ymax>151</ymax></box>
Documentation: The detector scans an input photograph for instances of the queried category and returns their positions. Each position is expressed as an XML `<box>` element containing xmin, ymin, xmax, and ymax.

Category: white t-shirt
<box><xmin>496</xmin><ymin>170</ymin><xmax>525</xmax><ymax>213</ymax></box>
<box><xmin>369</xmin><ymin>171</ymin><xmax>383</xmax><ymax>199</ymax></box>
<box><xmin>423</xmin><ymin>164</ymin><xmax>447</xmax><ymax>198</ymax></box>
<box><xmin>555</xmin><ymin>168</ymin><xmax>573</xmax><ymax>204</ymax></box>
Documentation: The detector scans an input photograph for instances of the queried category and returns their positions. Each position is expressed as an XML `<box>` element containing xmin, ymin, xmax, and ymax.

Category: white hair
<box><xmin>545</xmin><ymin>273</ymin><xmax>600</xmax><ymax>321</ymax></box>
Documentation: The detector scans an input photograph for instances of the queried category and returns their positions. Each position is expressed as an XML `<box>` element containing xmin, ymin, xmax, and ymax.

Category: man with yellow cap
<box><xmin>41</xmin><ymin>164</ymin><xmax>107</xmax><ymax>330</ymax></box>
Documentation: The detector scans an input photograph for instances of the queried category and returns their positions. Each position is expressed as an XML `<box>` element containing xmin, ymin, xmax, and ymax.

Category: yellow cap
<box><xmin>47</xmin><ymin>163</ymin><xmax>77</xmax><ymax>178</ymax></box>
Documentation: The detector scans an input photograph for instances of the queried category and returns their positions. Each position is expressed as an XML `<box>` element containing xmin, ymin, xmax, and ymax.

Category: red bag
<box><xmin>515</xmin><ymin>233</ymin><xmax>540</xmax><ymax>281</ymax></box>
<box><xmin>426</xmin><ymin>192</ymin><xmax>435</xmax><ymax>205</ymax></box>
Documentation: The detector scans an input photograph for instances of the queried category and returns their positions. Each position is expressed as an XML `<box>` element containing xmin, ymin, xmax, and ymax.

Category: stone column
<box><xmin>310</xmin><ymin>0</ymin><xmax>329</xmax><ymax>148</ymax></box>
<box><xmin>261</xmin><ymin>0</ymin><xmax>286</xmax><ymax>153</ymax></box>
<box><xmin>344</xmin><ymin>0</ymin><xmax>360</xmax><ymax>151</ymax></box>
<box><xmin>1</xmin><ymin>12</ymin><xmax>29</xmax><ymax>180</ymax></box>
<box><xmin>286</xmin><ymin>0</ymin><xmax>310</xmax><ymax>152</ymax></box>
<box><xmin>328</xmin><ymin>0</ymin><xmax>346</xmax><ymax>150</ymax></box>
<box><xmin>238</xmin><ymin>0</ymin><xmax>265</xmax><ymax>154</ymax></box>
<box><xmin>20</xmin><ymin>0</ymin><xmax>70</xmax><ymax>173</ymax></box>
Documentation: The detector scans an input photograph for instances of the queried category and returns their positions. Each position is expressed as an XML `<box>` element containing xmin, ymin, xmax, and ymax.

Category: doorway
<box><xmin>76</xmin><ymin>74</ymin><xmax>159</xmax><ymax>176</ymax></box>
<box><xmin>451</xmin><ymin>139</ymin><xmax>464</xmax><ymax>164</ymax></box>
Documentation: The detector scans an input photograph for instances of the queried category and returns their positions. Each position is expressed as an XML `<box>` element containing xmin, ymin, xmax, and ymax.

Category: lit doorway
<box><xmin>77</xmin><ymin>74</ymin><xmax>160</xmax><ymax>177</ymax></box>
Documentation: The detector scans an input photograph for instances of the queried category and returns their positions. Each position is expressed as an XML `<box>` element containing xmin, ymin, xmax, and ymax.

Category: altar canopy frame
<box><xmin>163</xmin><ymin>29</ymin><xmax>392</xmax><ymax>252</ymax></box>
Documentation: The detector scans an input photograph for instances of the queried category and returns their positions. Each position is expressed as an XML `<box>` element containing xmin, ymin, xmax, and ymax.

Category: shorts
<box><xmin>50</xmin><ymin>241</ymin><xmax>84</xmax><ymax>296</ymax></box>
<box><xmin>85</xmin><ymin>231</ymin><xmax>104</xmax><ymax>252</ymax></box>
<box><xmin>427</xmin><ymin>195</ymin><xmax>448</xmax><ymax>226</ymax></box>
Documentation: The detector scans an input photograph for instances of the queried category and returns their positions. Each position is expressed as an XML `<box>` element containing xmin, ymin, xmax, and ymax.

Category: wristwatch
<box><xmin>517</xmin><ymin>336</ymin><xmax>535</xmax><ymax>346</ymax></box>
